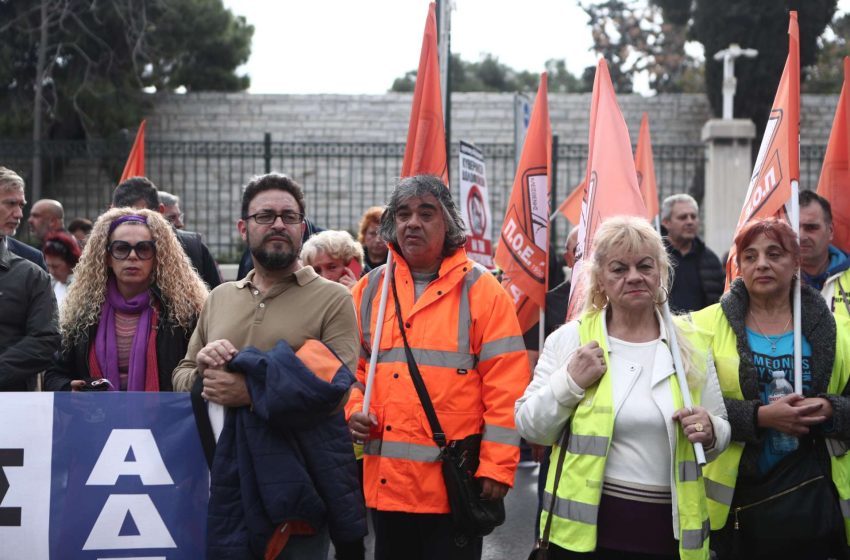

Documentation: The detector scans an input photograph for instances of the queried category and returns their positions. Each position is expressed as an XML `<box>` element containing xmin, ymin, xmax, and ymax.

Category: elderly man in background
<box><xmin>28</xmin><ymin>198</ymin><xmax>65</xmax><ymax>246</ymax></box>
<box><xmin>0</xmin><ymin>166</ymin><xmax>60</xmax><ymax>390</ymax></box>
<box><xmin>348</xmin><ymin>175</ymin><xmax>527</xmax><ymax>560</ymax></box>
<box><xmin>661</xmin><ymin>193</ymin><xmax>724</xmax><ymax>312</ymax></box>
<box><xmin>159</xmin><ymin>190</ymin><xmax>185</xmax><ymax>229</ymax></box>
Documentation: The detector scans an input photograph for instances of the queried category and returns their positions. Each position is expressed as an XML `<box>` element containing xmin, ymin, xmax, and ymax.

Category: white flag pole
<box><xmin>662</xmin><ymin>301</ymin><xmax>707</xmax><ymax>465</ymax></box>
<box><xmin>362</xmin><ymin>252</ymin><xmax>394</xmax><ymax>414</ymax></box>
<box><xmin>790</xmin><ymin>180</ymin><xmax>803</xmax><ymax>394</ymax></box>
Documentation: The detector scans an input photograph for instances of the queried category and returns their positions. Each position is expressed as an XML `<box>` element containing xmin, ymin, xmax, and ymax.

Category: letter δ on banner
<box><xmin>459</xmin><ymin>141</ymin><xmax>494</xmax><ymax>269</ymax></box>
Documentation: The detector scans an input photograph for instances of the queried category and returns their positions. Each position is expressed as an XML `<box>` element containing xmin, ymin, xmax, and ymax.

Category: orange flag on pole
<box><xmin>566</xmin><ymin>59</ymin><xmax>647</xmax><ymax>320</ymax></box>
<box><xmin>556</xmin><ymin>180</ymin><xmax>584</xmax><ymax>225</ymax></box>
<box><xmin>401</xmin><ymin>2</ymin><xmax>448</xmax><ymax>184</ymax></box>
<box><xmin>725</xmin><ymin>11</ymin><xmax>800</xmax><ymax>284</ymax></box>
<box><xmin>119</xmin><ymin>120</ymin><xmax>146</xmax><ymax>182</ymax></box>
<box><xmin>817</xmin><ymin>57</ymin><xmax>850</xmax><ymax>252</ymax></box>
<box><xmin>635</xmin><ymin>112</ymin><xmax>659</xmax><ymax>224</ymax></box>
<box><xmin>495</xmin><ymin>73</ymin><xmax>552</xmax><ymax>333</ymax></box>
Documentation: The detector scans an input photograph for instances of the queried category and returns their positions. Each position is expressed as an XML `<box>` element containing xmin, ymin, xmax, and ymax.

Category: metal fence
<box><xmin>1</xmin><ymin>136</ymin><xmax>824</xmax><ymax>262</ymax></box>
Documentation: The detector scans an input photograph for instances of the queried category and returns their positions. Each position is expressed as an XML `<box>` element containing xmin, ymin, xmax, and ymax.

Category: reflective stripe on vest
<box><xmin>693</xmin><ymin>303</ymin><xmax>850</xmax><ymax>544</ymax></box>
<box><xmin>363</xmin><ymin>439</ymin><xmax>442</xmax><ymax>462</ymax></box>
<box><xmin>542</xmin><ymin>311</ymin><xmax>710</xmax><ymax>559</ymax></box>
<box><xmin>360</xmin><ymin>264</ymin><xmax>386</xmax><ymax>351</ymax></box>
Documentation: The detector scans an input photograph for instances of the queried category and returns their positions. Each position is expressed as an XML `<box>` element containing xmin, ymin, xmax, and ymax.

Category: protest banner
<box><xmin>119</xmin><ymin>120</ymin><xmax>146</xmax><ymax>183</ymax></box>
<box><xmin>0</xmin><ymin>392</ymin><xmax>208</xmax><ymax>559</ymax></box>
<box><xmin>458</xmin><ymin>140</ymin><xmax>494</xmax><ymax>269</ymax></box>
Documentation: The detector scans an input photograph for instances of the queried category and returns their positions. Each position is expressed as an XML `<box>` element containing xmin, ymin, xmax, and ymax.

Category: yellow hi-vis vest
<box><xmin>691</xmin><ymin>304</ymin><xmax>850</xmax><ymax>544</ymax></box>
<box><xmin>541</xmin><ymin>311</ymin><xmax>710</xmax><ymax>559</ymax></box>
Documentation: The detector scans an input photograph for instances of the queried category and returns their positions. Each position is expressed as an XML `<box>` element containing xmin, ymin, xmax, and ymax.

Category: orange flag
<box><xmin>119</xmin><ymin>120</ymin><xmax>146</xmax><ymax>182</ymax></box>
<box><xmin>817</xmin><ymin>57</ymin><xmax>850</xmax><ymax>252</ymax></box>
<box><xmin>401</xmin><ymin>2</ymin><xmax>448</xmax><ymax>184</ymax></box>
<box><xmin>495</xmin><ymin>73</ymin><xmax>552</xmax><ymax>332</ymax></box>
<box><xmin>557</xmin><ymin>180</ymin><xmax>584</xmax><ymax>224</ymax></box>
<box><xmin>566</xmin><ymin>59</ymin><xmax>647</xmax><ymax>320</ymax></box>
<box><xmin>726</xmin><ymin>11</ymin><xmax>800</xmax><ymax>284</ymax></box>
<box><xmin>635</xmin><ymin>112</ymin><xmax>659</xmax><ymax>222</ymax></box>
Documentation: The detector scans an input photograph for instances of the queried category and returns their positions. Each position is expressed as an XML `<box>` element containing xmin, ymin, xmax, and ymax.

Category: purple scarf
<box><xmin>94</xmin><ymin>277</ymin><xmax>153</xmax><ymax>391</ymax></box>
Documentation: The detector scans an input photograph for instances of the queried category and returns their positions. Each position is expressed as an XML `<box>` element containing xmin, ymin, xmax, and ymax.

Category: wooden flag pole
<box><xmin>362</xmin><ymin>252</ymin><xmax>394</xmax><ymax>414</ymax></box>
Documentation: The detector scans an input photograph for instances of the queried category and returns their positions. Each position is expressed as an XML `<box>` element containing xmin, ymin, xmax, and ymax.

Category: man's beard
<box><xmin>249</xmin><ymin>232</ymin><xmax>299</xmax><ymax>271</ymax></box>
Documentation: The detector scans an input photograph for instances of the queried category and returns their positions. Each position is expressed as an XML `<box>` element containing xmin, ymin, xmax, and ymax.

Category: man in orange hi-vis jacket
<box><xmin>347</xmin><ymin>175</ymin><xmax>527</xmax><ymax>559</ymax></box>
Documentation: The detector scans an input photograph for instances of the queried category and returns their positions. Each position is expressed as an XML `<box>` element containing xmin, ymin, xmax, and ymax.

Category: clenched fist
<box><xmin>567</xmin><ymin>341</ymin><xmax>607</xmax><ymax>389</ymax></box>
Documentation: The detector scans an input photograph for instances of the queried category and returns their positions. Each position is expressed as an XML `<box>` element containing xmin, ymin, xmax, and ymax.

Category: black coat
<box><xmin>43</xmin><ymin>289</ymin><xmax>195</xmax><ymax>392</ymax></box>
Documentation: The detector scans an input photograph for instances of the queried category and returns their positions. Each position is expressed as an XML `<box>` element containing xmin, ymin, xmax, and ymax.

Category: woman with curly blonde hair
<box><xmin>44</xmin><ymin>208</ymin><xmax>208</xmax><ymax>392</ymax></box>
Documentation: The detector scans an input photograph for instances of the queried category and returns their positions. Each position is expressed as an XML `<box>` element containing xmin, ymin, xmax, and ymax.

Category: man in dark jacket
<box><xmin>661</xmin><ymin>193</ymin><xmax>725</xmax><ymax>312</ymax></box>
<box><xmin>0</xmin><ymin>166</ymin><xmax>60</xmax><ymax>390</ymax></box>
<box><xmin>112</xmin><ymin>177</ymin><xmax>222</xmax><ymax>289</ymax></box>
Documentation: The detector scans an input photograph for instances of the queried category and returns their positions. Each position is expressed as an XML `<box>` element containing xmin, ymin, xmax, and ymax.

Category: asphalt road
<box><xmin>328</xmin><ymin>463</ymin><xmax>542</xmax><ymax>560</ymax></box>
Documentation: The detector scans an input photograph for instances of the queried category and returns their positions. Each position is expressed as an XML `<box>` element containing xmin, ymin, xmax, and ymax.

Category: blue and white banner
<box><xmin>0</xmin><ymin>393</ymin><xmax>209</xmax><ymax>560</ymax></box>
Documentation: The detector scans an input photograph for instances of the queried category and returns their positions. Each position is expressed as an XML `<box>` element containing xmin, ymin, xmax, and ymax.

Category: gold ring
<box><xmin>694</xmin><ymin>422</ymin><xmax>704</xmax><ymax>433</ymax></box>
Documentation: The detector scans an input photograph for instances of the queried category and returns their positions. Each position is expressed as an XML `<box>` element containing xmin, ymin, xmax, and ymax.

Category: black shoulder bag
<box><xmin>527</xmin><ymin>430</ymin><xmax>570</xmax><ymax>560</ymax></box>
<box><xmin>390</xmin><ymin>275</ymin><xmax>505</xmax><ymax>537</ymax></box>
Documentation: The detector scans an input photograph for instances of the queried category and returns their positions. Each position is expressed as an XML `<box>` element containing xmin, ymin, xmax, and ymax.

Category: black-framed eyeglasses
<box><xmin>107</xmin><ymin>240</ymin><xmax>156</xmax><ymax>260</ymax></box>
<box><xmin>244</xmin><ymin>211</ymin><xmax>305</xmax><ymax>225</ymax></box>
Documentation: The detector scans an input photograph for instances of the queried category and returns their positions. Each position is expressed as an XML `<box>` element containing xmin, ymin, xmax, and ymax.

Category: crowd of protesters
<box><xmin>1</xmin><ymin>164</ymin><xmax>849</xmax><ymax>560</ymax></box>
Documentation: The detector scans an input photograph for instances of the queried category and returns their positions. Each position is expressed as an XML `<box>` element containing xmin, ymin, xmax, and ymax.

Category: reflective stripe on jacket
<box><xmin>691</xmin><ymin>303</ymin><xmax>850</xmax><ymax>542</ymax></box>
<box><xmin>346</xmin><ymin>247</ymin><xmax>527</xmax><ymax>513</ymax></box>
<box><xmin>542</xmin><ymin>311</ymin><xmax>711</xmax><ymax>559</ymax></box>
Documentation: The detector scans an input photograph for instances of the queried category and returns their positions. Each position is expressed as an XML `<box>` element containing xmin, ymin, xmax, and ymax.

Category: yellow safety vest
<box><xmin>826</xmin><ymin>268</ymin><xmax>850</xmax><ymax>321</ymax></box>
<box><xmin>541</xmin><ymin>311</ymin><xmax>710</xmax><ymax>559</ymax></box>
<box><xmin>691</xmin><ymin>304</ymin><xmax>850</xmax><ymax>543</ymax></box>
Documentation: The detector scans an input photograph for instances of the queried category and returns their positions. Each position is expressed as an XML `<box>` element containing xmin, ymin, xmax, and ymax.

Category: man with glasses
<box><xmin>173</xmin><ymin>173</ymin><xmax>365</xmax><ymax>559</ymax></box>
<box><xmin>0</xmin><ymin>166</ymin><xmax>60</xmax><ymax>390</ymax></box>
<box><xmin>112</xmin><ymin>177</ymin><xmax>221</xmax><ymax>289</ymax></box>
<box><xmin>158</xmin><ymin>191</ymin><xmax>185</xmax><ymax>230</ymax></box>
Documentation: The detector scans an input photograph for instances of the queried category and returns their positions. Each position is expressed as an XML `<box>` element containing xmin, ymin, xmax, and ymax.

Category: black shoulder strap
<box><xmin>538</xmin><ymin>429</ymin><xmax>570</xmax><ymax>550</ymax></box>
<box><xmin>190</xmin><ymin>375</ymin><xmax>216</xmax><ymax>469</ymax></box>
<box><xmin>390</xmin><ymin>270</ymin><xmax>446</xmax><ymax>449</ymax></box>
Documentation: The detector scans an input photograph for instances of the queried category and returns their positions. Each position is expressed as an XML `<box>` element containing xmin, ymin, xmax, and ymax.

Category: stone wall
<box><xmin>147</xmin><ymin>91</ymin><xmax>839</xmax><ymax>146</ymax></box>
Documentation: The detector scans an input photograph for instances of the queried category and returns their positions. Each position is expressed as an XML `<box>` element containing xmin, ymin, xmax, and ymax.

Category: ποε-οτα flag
<box><xmin>635</xmin><ymin>112</ymin><xmax>659</xmax><ymax>222</ymax></box>
<box><xmin>119</xmin><ymin>120</ymin><xmax>146</xmax><ymax>183</ymax></box>
<box><xmin>401</xmin><ymin>2</ymin><xmax>448</xmax><ymax>185</ymax></box>
<box><xmin>566</xmin><ymin>59</ymin><xmax>647</xmax><ymax>320</ymax></box>
<box><xmin>495</xmin><ymin>73</ymin><xmax>551</xmax><ymax>333</ymax></box>
<box><xmin>556</xmin><ymin>180</ymin><xmax>584</xmax><ymax>225</ymax></box>
<box><xmin>725</xmin><ymin>11</ymin><xmax>799</xmax><ymax>286</ymax></box>
<box><xmin>817</xmin><ymin>57</ymin><xmax>850</xmax><ymax>253</ymax></box>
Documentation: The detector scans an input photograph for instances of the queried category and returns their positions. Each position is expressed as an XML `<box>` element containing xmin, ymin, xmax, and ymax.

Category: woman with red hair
<box><xmin>43</xmin><ymin>231</ymin><xmax>82</xmax><ymax>307</ymax></box>
<box><xmin>692</xmin><ymin>217</ymin><xmax>850</xmax><ymax>559</ymax></box>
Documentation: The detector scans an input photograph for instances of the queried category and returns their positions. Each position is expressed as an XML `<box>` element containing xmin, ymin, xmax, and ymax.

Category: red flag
<box><xmin>119</xmin><ymin>120</ymin><xmax>146</xmax><ymax>182</ymax></box>
<box><xmin>401</xmin><ymin>3</ymin><xmax>447</xmax><ymax>184</ymax></box>
<box><xmin>817</xmin><ymin>57</ymin><xmax>850</xmax><ymax>252</ymax></box>
<box><xmin>566</xmin><ymin>59</ymin><xmax>647</xmax><ymax>320</ymax></box>
<box><xmin>635</xmin><ymin>112</ymin><xmax>659</xmax><ymax>222</ymax></box>
<box><xmin>726</xmin><ymin>12</ymin><xmax>800</xmax><ymax>284</ymax></box>
<box><xmin>557</xmin><ymin>180</ymin><xmax>584</xmax><ymax>225</ymax></box>
<box><xmin>495</xmin><ymin>73</ymin><xmax>552</xmax><ymax>332</ymax></box>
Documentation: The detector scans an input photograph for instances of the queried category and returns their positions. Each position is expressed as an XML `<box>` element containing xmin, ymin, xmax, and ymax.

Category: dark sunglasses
<box><xmin>107</xmin><ymin>240</ymin><xmax>156</xmax><ymax>260</ymax></box>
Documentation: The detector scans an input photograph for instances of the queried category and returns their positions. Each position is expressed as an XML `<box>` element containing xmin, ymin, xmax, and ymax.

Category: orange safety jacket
<box><xmin>346</xmin><ymin>247</ymin><xmax>527</xmax><ymax>514</ymax></box>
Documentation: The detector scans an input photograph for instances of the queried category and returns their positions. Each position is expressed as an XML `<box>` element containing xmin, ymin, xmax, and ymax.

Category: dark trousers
<box><xmin>546</xmin><ymin>543</ymin><xmax>678</xmax><ymax>560</ymax></box>
<box><xmin>371</xmin><ymin>509</ymin><xmax>482</xmax><ymax>560</ymax></box>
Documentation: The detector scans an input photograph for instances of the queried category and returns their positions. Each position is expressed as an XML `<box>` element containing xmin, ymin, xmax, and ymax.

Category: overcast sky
<box><xmin>222</xmin><ymin>0</ymin><xmax>850</xmax><ymax>95</ymax></box>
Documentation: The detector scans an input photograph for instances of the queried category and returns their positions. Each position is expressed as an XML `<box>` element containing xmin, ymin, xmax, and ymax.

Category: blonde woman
<box><xmin>44</xmin><ymin>208</ymin><xmax>208</xmax><ymax>392</ymax></box>
<box><xmin>515</xmin><ymin>216</ymin><xmax>730</xmax><ymax>560</ymax></box>
<box><xmin>301</xmin><ymin>229</ymin><xmax>364</xmax><ymax>289</ymax></box>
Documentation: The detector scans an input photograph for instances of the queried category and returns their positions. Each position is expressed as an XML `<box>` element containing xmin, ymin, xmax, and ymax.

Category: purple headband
<box><xmin>108</xmin><ymin>214</ymin><xmax>147</xmax><ymax>234</ymax></box>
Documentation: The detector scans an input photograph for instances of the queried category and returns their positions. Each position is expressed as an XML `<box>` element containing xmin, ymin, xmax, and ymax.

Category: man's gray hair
<box><xmin>158</xmin><ymin>191</ymin><xmax>180</xmax><ymax>207</ymax></box>
<box><xmin>0</xmin><ymin>166</ymin><xmax>25</xmax><ymax>192</ymax></box>
<box><xmin>379</xmin><ymin>175</ymin><xmax>467</xmax><ymax>256</ymax></box>
<box><xmin>661</xmin><ymin>193</ymin><xmax>699</xmax><ymax>221</ymax></box>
